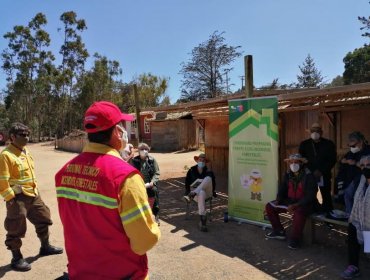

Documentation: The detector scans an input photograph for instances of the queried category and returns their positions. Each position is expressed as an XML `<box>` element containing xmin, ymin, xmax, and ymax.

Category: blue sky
<box><xmin>0</xmin><ymin>0</ymin><xmax>369</xmax><ymax>103</ymax></box>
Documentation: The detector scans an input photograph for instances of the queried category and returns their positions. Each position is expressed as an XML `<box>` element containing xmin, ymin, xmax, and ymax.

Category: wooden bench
<box><xmin>185</xmin><ymin>196</ymin><xmax>213</xmax><ymax>221</ymax></box>
<box><xmin>279</xmin><ymin>213</ymin><xmax>348</xmax><ymax>245</ymax></box>
<box><xmin>306</xmin><ymin>214</ymin><xmax>348</xmax><ymax>244</ymax></box>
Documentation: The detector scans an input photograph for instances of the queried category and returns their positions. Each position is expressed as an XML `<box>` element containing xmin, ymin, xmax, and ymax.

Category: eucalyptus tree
<box><xmin>132</xmin><ymin>73</ymin><xmax>169</xmax><ymax>109</ymax></box>
<box><xmin>1</xmin><ymin>13</ymin><xmax>55</xmax><ymax>138</ymax></box>
<box><xmin>179</xmin><ymin>31</ymin><xmax>242</xmax><ymax>102</ymax></box>
<box><xmin>57</xmin><ymin>11</ymin><xmax>89</xmax><ymax>135</ymax></box>
<box><xmin>75</xmin><ymin>53</ymin><xmax>123</xmax><ymax>127</ymax></box>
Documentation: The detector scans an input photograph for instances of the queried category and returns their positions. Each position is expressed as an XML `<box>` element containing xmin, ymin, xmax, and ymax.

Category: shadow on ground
<box><xmin>158</xmin><ymin>177</ymin><xmax>370</xmax><ymax>280</ymax></box>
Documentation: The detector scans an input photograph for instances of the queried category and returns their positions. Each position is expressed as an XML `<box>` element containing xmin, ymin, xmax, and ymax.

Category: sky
<box><xmin>0</xmin><ymin>0</ymin><xmax>369</xmax><ymax>103</ymax></box>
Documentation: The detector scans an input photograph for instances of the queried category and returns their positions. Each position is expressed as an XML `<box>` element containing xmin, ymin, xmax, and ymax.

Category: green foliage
<box><xmin>0</xmin><ymin>12</ymin><xmax>172</xmax><ymax>139</ymax></box>
<box><xmin>123</xmin><ymin>73</ymin><xmax>169</xmax><ymax>113</ymax></box>
<box><xmin>343</xmin><ymin>45</ymin><xmax>370</xmax><ymax>84</ymax></box>
<box><xmin>179</xmin><ymin>31</ymin><xmax>242</xmax><ymax>102</ymax></box>
<box><xmin>296</xmin><ymin>54</ymin><xmax>324</xmax><ymax>88</ymax></box>
<box><xmin>1</xmin><ymin>12</ymin><xmax>55</xmax><ymax>137</ymax></box>
<box><xmin>326</xmin><ymin>75</ymin><xmax>344</xmax><ymax>87</ymax></box>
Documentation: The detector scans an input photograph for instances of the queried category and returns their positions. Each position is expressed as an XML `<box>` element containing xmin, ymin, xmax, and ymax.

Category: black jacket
<box><xmin>298</xmin><ymin>137</ymin><xmax>336</xmax><ymax>179</ymax></box>
<box><xmin>185</xmin><ymin>165</ymin><xmax>216</xmax><ymax>195</ymax></box>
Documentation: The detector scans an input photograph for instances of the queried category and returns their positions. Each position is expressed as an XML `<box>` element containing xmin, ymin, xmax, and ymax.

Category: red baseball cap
<box><xmin>84</xmin><ymin>101</ymin><xmax>134</xmax><ymax>133</ymax></box>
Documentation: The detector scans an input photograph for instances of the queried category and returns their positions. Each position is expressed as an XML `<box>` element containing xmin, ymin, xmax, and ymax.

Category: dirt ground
<box><xmin>0</xmin><ymin>143</ymin><xmax>369</xmax><ymax>279</ymax></box>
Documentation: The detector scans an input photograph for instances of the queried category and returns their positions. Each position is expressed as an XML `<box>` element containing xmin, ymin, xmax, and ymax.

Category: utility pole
<box><xmin>133</xmin><ymin>84</ymin><xmax>142</xmax><ymax>143</ymax></box>
<box><xmin>239</xmin><ymin>76</ymin><xmax>245</xmax><ymax>90</ymax></box>
<box><xmin>224</xmin><ymin>68</ymin><xmax>231</xmax><ymax>94</ymax></box>
<box><xmin>244</xmin><ymin>55</ymin><xmax>253</xmax><ymax>98</ymax></box>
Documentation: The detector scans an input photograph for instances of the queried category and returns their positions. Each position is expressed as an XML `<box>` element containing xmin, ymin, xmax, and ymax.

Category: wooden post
<box><xmin>133</xmin><ymin>84</ymin><xmax>142</xmax><ymax>142</ymax></box>
<box><xmin>244</xmin><ymin>55</ymin><xmax>253</xmax><ymax>98</ymax></box>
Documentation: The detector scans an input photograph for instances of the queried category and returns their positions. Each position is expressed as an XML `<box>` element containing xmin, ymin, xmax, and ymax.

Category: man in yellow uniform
<box><xmin>0</xmin><ymin>122</ymin><xmax>63</xmax><ymax>271</ymax></box>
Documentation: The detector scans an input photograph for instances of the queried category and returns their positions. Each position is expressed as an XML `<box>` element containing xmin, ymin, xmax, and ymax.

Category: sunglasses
<box><xmin>348</xmin><ymin>142</ymin><xmax>359</xmax><ymax>148</ymax></box>
<box><xmin>17</xmin><ymin>133</ymin><xmax>29</xmax><ymax>137</ymax></box>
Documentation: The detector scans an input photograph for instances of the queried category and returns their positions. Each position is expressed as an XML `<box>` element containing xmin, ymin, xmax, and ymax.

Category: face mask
<box><xmin>310</xmin><ymin>132</ymin><xmax>320</xmax><ymax>141</ymax></box>
<box><xmin>139</xmin><ymin>150</ymin><xmax>148</xmax><ymax>158</ymax></box>
<box><xmin>197</xmin><ymin>162</ymin><xmax>205</xmax><ymax>168</ymax></box>
<box><xmin>290</xmin><ymin>163</ymin><xmax>300</xmax><ymax>173</ymax></box>
<box><xmin>350</xmin><ymin>146</ymin><xmax>361</xmax><ymax>154</ymax></box>
<box><xmin>116</xmin><ymin>125</ymin><xmax>128</xmax><ymax>150</ymax></box>
<box><xmin>362</xmin><ymin>168</ymin><xmax>370</xmax><ymax>179</ymax></box>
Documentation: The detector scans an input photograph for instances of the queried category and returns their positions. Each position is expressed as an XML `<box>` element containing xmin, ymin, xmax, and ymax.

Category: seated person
<box><xmin>183</xmin><ymin>153</ymin><xmax>216</xmax><ymax>232</ymax></box>
<box><xmin>265</xmin><ymin>153</ymin><xmax>318</xmax><ymax>249</ymax></box>
<box><xmin>130</xmin><ymin>143</ymin><xmax>160</xmax><ymax>225</ymax></box>
<box><xmin>340</xmin><ymin>155</ymin><xmax>370</xmax><ymax>279</ymax></box>
<box><xmin>335</xmin><ymin>131</ymin><xmax>370</xmax><ymax>214</ymax></box>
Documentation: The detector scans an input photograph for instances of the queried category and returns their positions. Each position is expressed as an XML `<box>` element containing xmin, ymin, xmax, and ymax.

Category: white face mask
<box><xmin>117</xmin><ymin>125</ymin><xmax>128</xmax><ymax>150</ymax></box>
<box><xmin>310</xmin><ymin>132</ymin><xmax>320</xmax><ymax>141</ymax></box>
<box><xmin>290</xmin><ymin>163</ymin><xmax>300</xmax><ymax>173</ymax></box>
<box><xmin>350</xmin><ymin>146</ymin><xmax>361</xmax><ymax>154</ymax></box>
<box><xmin>139</xmin><ymin>150</ymin><xmax>148</xmax><ymax>158</ymax></box>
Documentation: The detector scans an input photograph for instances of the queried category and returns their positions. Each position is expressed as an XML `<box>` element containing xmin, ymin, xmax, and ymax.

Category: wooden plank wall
<box><xmin>337</xmin><ymin>106</ymin><xmax>370</xmax><ymax>157</ymax></box>
<box><xmin>178</xmin><ymin>119</ymin><xmax>196</xmax><ymax>150</ymax></box>
<box><xmin>151</xmin><ymin>121</ymin><xmax>179</xmax><ymax>151</ymax></box>
<box><xmin>151</xmin><ymin>119</ymin><xmax>197</xmax><ymax>151</ymax></box>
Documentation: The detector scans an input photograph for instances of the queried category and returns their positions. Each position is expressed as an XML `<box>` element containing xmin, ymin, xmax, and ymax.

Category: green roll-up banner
<box><xmin>228</xmin><ymin>96</ymin><xmax>278</xmax><ymax>225</ymax></box>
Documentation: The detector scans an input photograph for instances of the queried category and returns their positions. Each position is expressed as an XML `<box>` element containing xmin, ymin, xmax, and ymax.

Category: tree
<box><xmin>296</xmin><ymin>54</ymin><xmax>324</xmax><ymax>88</ymax></box>
<box><xmin>76</xmin><ymin>53</ymin><xmax>123</xmax><ymax>119</ymax></box>
<box><xmin>358</xmin><ymin>2</ymin><xmax>370</xmax><ymax>39</ymax></box>
<box><xmin>343</xmin><ymin>45</ymin><xmax>370</xmax><ymax>84</ymax></box>
<box><xmin>179</xmin><ymin>31</ymin><xmax>242</xmax><ymax>102</ymax></box>
<box><xmin>57</xmin><ymin>11</ymin><xmax>89</xmax><ymax>135</ymax></box>
<box><xmin>259</xmin><ymin>78</ymin><xmax>280</xmax><ymax>90</ymax></box>
<box><xmin>326</xmin><ymin>75</ymin><xmax>344</xmax><ymax>87</ymax></box>
<box><xmin>1</xmin><ymin>13</ymin><xmax>55</xmax><ymax>139</ymax></box>
<box><xmin>127</xmin><ymin>73</ymin><xmax>169</xmax><ymax>111</ymax></box>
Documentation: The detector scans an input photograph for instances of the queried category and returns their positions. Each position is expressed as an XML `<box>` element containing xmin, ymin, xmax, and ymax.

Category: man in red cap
<box><xmin>55</xmin><ymin>101</ymin><xmax>160</xmax><ymax>279</ymax></box>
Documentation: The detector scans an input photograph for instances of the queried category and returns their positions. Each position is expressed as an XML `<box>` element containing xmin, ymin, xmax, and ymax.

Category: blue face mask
<box><xmin>197</xmin><ymin>162</ymin><xmax>205</xmax><ymax>168</ymax></box>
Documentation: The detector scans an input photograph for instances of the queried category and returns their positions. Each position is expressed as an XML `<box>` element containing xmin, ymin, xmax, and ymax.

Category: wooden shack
<box><xmin>150</xmin><ymin>83</ymin><xmax>370</xmax><ymax>191</ymax></box>
<box><xmin>150</xmin><ymin>111</ymin><xmax>196</xmax><ymax>151</ymax></box>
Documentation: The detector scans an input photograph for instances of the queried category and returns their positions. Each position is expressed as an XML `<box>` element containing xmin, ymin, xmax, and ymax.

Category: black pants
<box><xmin>348</xmin><ymin>223</ymin><xmax>361</xmax><ymax>267</ymax></box>
<box><xmin>4</xmin><ymin>193</ymin><xmax>53</xmax><ymax>250</ymax></box>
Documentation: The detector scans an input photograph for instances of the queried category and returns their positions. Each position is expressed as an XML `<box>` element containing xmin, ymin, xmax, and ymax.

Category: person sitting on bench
<box><xmin>340</xmin><ymin>155</ymin><xmax>370</xmax><ymax>279</ymax></box>
<box><xmin>264</xmin><ymin>153</ymin><xmax>318</xmax><ymax>249</ymax></box>
<box><xmin>183</xmin><ymin>153</ymin><xmax>216</xmax><ymax>232</ymax></box>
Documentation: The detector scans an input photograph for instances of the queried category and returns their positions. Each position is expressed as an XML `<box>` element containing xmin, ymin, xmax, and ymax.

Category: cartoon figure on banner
<box><xmin>240</xmin><ymin>169</ymin><xmax>263</xmax><ymax>201</ymax></box>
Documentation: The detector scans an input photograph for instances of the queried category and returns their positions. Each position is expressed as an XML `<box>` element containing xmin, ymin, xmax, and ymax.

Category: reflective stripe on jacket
<box><xmin>55</xmin><ymin>148</ymin><xmax>148</xmax><ymax>280</ymax></box>
<box><xmin>0</xmin><ymin>144</ymin><xmax>38</xmax><ymax>201</ymax></box>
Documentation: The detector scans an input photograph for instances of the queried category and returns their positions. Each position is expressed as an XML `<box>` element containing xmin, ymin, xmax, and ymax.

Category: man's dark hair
<box><xmin>86</xmin><ymin>125</ymin><xmax>115</xmax><ymax>144</ymax></box>
<box><xmin>9</xmin><ymin>122</ymin><xmax>29</xmax><ymax>137</ymax></box>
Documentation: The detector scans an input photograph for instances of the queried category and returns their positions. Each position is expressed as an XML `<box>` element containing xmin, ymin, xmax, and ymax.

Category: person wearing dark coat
<box><xmin>183</xmin><ymin>153</ymin><xmax>216</xmax><ymax>232</ymax></box>
<box><xmin>265</xmin><ymin>153</ymin><xmax>318</xmax><ymax>249</ymax></box>
<box><xmin>299</xmin><ymin>122</ymin><xmax>336</xmax><ymax>213</ymax></box>
<box><xmin>335</xmin><ymin>131</ymin><xmax>370</xmax><ymax>214</ymax></box>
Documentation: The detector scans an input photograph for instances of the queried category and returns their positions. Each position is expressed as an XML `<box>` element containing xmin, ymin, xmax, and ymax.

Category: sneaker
<box><xmin>183</xmin><ymin>192</ymin><xmax>195</xmax><ymax>203</ymax></box>
<box><xmin>288</xmin><ymin>240</ymin><xmax>299</xmax><ymax>250</ymax></box>
<box><xmin>341</xmin><ymin>265</ymin><xmax>360</xmax><ymax>279</ymax></box>
<box><xmin>265</xmin><ymin>230</ymin><xmax>286</xmax><ymax>240</ymax></box>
